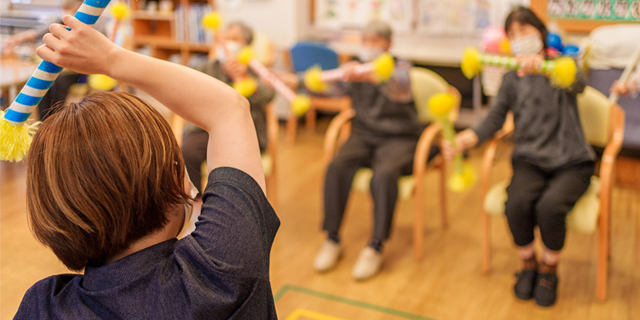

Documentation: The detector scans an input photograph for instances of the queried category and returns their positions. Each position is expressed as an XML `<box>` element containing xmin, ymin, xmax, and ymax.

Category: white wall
<box><xmin>218</xmin><ymin>0</ymin><xmax>309</xmax><ymax>48</ymax></box>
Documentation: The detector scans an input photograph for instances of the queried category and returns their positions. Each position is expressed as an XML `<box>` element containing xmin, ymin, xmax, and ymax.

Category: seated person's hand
<box><xmin>341</xmin><ymin>61</ymin><xmax>377</xmax><ymax>83</ymax></box>
<box><xmin>516</xmin><ymin>54</ymin><xmax>544</xmax><ymax>77</ymax></box>
<box><xmin>441</xmin><ymin>129</ymin><xmax>479</xmax><ymax>162</ymax></box>
<box><xmin>222</xmin><ymin>59</ymin><xmax>249</xmax><ymax>79</ymax></box>
<box><xmin>272</xmin><ymin>70</ymin><xmax>299</xmax><ymax>90</ymax></box>
<box><xmin>610</xmin><ymin>79</ymin><xmax>635</xmax><ymax>97</ymax></box>
<box><xmin>36</xmin><ymin>15</ymin><xmax>119</xmax><ymax>75</ymax></box>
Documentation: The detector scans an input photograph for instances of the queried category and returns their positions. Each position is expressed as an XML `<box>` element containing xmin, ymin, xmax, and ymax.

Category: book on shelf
<box><xmin>174</xmin><ymin>4</ymin><xmax>214</xmax><ymax>45</ymax></box>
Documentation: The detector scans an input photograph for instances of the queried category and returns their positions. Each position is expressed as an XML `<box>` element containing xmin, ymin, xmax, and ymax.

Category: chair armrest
<box><xmin>324</xmin><ymin>108</ymin><xmax>356</xmax><ymax>166</ymax></box>
<box><xmin>479</xmin><ymin>112</ymin><xmax>514</xmax><ymax>197</ymax></box>
<box><xmin>266</xmin><ymin>102</ymin><xmax>278</xmax><ymax>161</ymax></box>
<box><xmin>598</xmin><ymin>105</ymin><xmax>625</xmax><ymax>217</ymax></box>
<box><xmin>413</xmin><ymin>123</ymin><xmax>442</xmax><ymax>177</ymax></box>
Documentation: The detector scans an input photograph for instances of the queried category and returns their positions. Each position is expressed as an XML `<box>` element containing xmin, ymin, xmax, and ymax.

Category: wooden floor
<box><xmin>1</xmin><ymin>119</ymin><xmax>639</xmax><ymax>319</ymax></box>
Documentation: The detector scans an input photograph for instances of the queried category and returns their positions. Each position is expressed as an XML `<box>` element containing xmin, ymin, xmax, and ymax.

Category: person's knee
<box><xmin>371</xmin><ymin>167</ymin><xmax>400</xmax><ymax>185</ymax></box>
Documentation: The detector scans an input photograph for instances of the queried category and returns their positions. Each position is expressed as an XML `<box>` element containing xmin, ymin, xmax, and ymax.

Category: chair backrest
<box><xmin>577</xmin><ymin>86</ymin><xmax>612</xmax><ymax>148</ymax></box>
<box><xmin>251</xmin><ymin>31</ymin><xmax>276</xmax><ymax>67</ymax></box>
<box><xmin>409</xmin><ymin>67</ymin><xmax>453</xmax><ymax>123</ymax></box>
<box><xmin>290</xmin><ymin>42</ymin><xmax>339</xmax><ymax>72</ymax></box>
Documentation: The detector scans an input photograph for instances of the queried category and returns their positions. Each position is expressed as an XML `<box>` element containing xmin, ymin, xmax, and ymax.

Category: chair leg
<box><xmin>596</xmin><ymin>211</ymin><xmax>610</xmax><ymax>301</ymax></box>
<box><xmin>306</xmin><ymin>107</ymin><xmax>316</xmax><ymax>132</ymax></box>
<box><xmin>414</xmin><ymin>179</ymin><xmax>424</xmax><ymax>260</ymax></box>
<box><xmin>481</xmin><ymin>211</ymin><xmax>491</xmax><ymax>273</ymax></box>
<box><xmin>439</xmin><ymin>162</ymin><xmax>448</xmax><ymax>227</ymax></box>
<box><xmin>286</xmin><ymin>114</ymin><xmax>297</xmax><ymax>145</ymax></box>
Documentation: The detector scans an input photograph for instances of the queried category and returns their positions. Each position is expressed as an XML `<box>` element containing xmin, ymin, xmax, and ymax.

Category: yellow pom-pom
<box><xmin>88</xmin><ymin>74</ymin><xmax>119</xmax><ymax>91</ymax></box>
<box><xmin>304</xmin><ymin>66</ymin><xmax>328</xmax><ymax>93</ymax></box>
<box><xmin>202</xmin><ymin>12</ymin><xmax>222</xmax><ymax>30</ymax></box>
<box><xmin>291</xmin><ymin>95</ymin><xmax>311</xmax><ymax>116</ymax></box>
<box><xmin>461</xmin><ymin>164</ymin><xmax>477</xmax><ymax>187</ymax></box>
<box><xmin>461</xmin><ymin>47</ymin><xmax>482</xmax><ymax>79</ymax></box>
<box><xmin>110</xmin><ymin>2</ymin><xmax>131</xmax><ymax>20</ymax></box>
<box><xmin>372</xmin><ymin>52</ymin><xmax>395</xmax><ymax>81</ymax></box>
<box><xmin>428</xmin><ymin>92</ymin><xmax>457</xmax><ymax>118</ymax></box>
<box><xmin>0</xmin><ymin>112</ymin><xmax>39</xmax><ymax>162</ymax></box>
<box><xmin>550</xmin><ymin>57</ymin><xmax>577</xmax><ymax>89</ymax></box>
<box><xmin>232</xmin><ymin>78</ymin><xmax>258</xmax><ymax>98</ymax></box>
<box><xmin>447</xmin><ymin>173</ymin><xmax>467</xmax><ymax>193</ymax></box>
<box><xmin>236</xmin><ymin>47</ymin><xmax>254</xmax><ymax>66</ymax></box>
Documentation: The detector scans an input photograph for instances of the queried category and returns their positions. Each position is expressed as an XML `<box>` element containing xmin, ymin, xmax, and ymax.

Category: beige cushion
<box><xmin>577</xmin><ymin>86</ymin><xmax>611</xmax><ymax>148</ymax></box>
<box><xmin>409</xmin><ymin>67</ymin><xmax>450</xmax><ymax>124</ymax></box>
<box><xmin>351</xmin><ymin>168</ymin><xmax>416</xmax><ymax>201</ymax></box>
<box><xmin>483</xmin><ymin>176</ymin><xmax>601</xmax><ymax>234</ymax></box>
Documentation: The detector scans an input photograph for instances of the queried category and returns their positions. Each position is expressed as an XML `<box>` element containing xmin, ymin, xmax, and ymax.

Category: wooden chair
<box><xmin>171</xmin><ymin>102</ymin><xmax>279</xmax><ymax>211</ymax></box>
<box><xmin>323</xmin><ymin>67</ymin><xmax>461</xmax><ymax>260</ymax></box>
<box><xmin>479</xmin><ymin>86</ymin><xmax>625</xmax><ymax>301</ymax></box>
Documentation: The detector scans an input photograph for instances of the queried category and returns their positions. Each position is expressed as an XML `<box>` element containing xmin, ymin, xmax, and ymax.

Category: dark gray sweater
<box><xmin>473</xmin><ymin>71</ymin><xmax>595</xmax><ymax>170</ymax></box>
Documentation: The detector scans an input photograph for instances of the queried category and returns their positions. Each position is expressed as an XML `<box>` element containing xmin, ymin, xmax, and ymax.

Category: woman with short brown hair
<box><xmin>15</xmin><ymin>15</ymin><xmax>279</xmax><ymax>319</ymax></box>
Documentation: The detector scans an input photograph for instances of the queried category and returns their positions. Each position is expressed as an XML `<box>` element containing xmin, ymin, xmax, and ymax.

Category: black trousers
<box><xmin>505</xmin><ymin>159</ymin><xmax>594</xmax><ymax>251</ymax></box>
<box><xmin>38</xmin><ymin>73</ymin><xmax>82</xmax><ymax>121</ymax></box>
<box><xmin>323</xmin><ymin>132</ymin><xmax>435</xmax><ymax>241</ymax></box>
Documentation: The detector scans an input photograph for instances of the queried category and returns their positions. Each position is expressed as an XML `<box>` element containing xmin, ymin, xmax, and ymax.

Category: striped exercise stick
<box><xmin>461</xmin><ymin>47</ymin><xmax>577</xmax><ymax>89</ymax></box>
<box><xmin>236</xmin><ymin>47</ymin><xmax>310</xmax><ymax>116</ymax></box>
<box><xmin>0</xmin><ymin>0</ymin><xmax>111</xmax><ymax>162</ymax></box>
<box><xmin>304</xmin><ymin>53</ymin><xmax>395</xmax><ymax>93</ymax></box>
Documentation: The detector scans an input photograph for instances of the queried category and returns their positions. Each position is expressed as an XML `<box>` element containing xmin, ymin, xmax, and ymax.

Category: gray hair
<box><xmin>227</xmin><ymin>21</ymin><xmax>254</xmax><ymax>45</ymax></box>
<box><xmin>363</xmin><ymin>20</ymin><xmax>393</xmax><ymax>40</ymax></box>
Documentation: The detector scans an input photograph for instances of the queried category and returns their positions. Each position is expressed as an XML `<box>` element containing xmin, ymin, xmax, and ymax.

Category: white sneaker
<box><xmin>314</xmin><ymin>240</ymin><xmax>342</xmax><ymax>272</ymax></box>
<box><xmin>352</xmin><ymin>247</ymin><xmax>383</xmax><ymax>281</ymax></box>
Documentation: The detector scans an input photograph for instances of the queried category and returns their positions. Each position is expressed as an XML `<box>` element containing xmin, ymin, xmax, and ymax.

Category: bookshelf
<box><xmin>130</xmin><ymin>0</ymin><xmax>215</xmax><ymax>65</ymax></box>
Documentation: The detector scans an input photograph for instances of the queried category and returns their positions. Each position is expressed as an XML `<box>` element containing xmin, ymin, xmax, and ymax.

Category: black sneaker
<box><xmin>535</xmin><ymin>264</ymin><xmax>558</xmax><ymax>307</ymax></box>
<box><xmin>514</xmin><ymin>269</ymin><xmax>537</xmax><ymax>300</ymax></box>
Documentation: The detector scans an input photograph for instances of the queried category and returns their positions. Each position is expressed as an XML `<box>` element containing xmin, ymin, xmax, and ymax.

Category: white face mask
<box><xmin>509</xmin><ymin>33</ymin><xmax>543</xmax><ymax>56</ymax></box>
<box><xmin>358</xmin><ymin>47</ymin><xmax>384</xmax><ymax>63</ymax></box>
<box><xmin>216</xmin><ymin>41</ymin><xmax>244</xmax><ymax>63</ymax></box>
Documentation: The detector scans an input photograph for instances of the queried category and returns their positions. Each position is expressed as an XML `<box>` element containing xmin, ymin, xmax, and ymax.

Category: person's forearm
<box><xmin>107</xmin><ymin>47</ymin><xmax>248</xmax><ymax>132</ymax></box>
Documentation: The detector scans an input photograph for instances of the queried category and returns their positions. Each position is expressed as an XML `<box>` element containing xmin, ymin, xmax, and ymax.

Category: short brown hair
<box><xmin>27</xmin><ymin>92</ymin><xmax>191</xmax><ymax>271</ymax></box>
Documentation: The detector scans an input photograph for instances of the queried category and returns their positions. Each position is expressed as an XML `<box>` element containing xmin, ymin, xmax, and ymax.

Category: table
<box><xmin>0</xmin><ymin>58</ymin><xmax>39</xmax><ymax>106</ymax></box>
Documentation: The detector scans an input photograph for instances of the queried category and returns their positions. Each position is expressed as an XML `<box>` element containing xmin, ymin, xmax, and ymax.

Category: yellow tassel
<box><xmin>202</xmin><ymin>12</ymin><xmax>222</xmax><ymax>30</ymax></box>
<box><xmin>110</xmin><ymin>2</ymin><xmax>131</xmax><ymax>20</ymax></box>
<box><xmin>550</xmin><ymin>57</ymin><xmax>577</xmax><ymax>89</ymax></box>
<box><xmin>304</xmin><ymin>66</ymin><xmax>328</xmax><ymax>93</ymax></box>
<box><xmin>461</xmin><ymin>48</ymin><xmax>482</xmax><ymax>79</ymax></box>
<box><xmin>88</xmin><ymin>74</ymin><xmax>119</xmax><ymax>91</ymax></box>
<box><xmin>236</xmin><ymin>47</ymin><xmax>254</xmax><ymax>66</ymax></box>
<box><xmin>428</xmin><ymin>92</ymin><xmax>457</xmax><ymax>118</ymax></box>
<box><xmin>372</xmin><ymin>52</ymin><xmax>395</xmax><ymax>81</ymax></box>
<box><xmin>232</xmin><ymin>78</ymin><xmax>258</xmax><ymax>98</ymax></box>
<box><xmin>0</xmin><ymin>111</ymin><xmax>40</xmax><ymax>162</ymax></box>
<box><xmin>291</xmin><ymin>95</ymin><xmax>310</xmax><ymax>116</ymax></box>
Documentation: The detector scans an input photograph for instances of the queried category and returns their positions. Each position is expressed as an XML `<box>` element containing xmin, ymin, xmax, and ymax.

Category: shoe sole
<box><xmin>514</xmin><ymin>292</ymin><xmax>534</xmax><ymax>300</ymax></box>
<box><xmin>535</xmin><ymin>299</ymin><xmax>555</xmax><ymax>307</ymax></box>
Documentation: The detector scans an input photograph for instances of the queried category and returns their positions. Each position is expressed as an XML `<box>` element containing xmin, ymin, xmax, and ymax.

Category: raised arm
<box><xmin>36</xmin><ymin>15</ymin><xmax>265</xmax><ymax>192</ymax></box>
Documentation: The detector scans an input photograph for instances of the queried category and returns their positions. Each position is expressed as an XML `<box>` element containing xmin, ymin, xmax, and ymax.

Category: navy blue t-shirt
<box><xmin>14</xmin><ymin>167</ymin><xmax>280</xmax><ymax>319</ymax></box>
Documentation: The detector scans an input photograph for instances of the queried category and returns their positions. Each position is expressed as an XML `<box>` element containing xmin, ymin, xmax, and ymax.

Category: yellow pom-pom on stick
<box><xmin>236</xmin><ymin>47</ymin><xmax>255</xmax><ymax>66</ymax></box>
<box><xmin>291</xmin><ymin>95</ymin><xmax>311</xmax><ymax>116</ymax></box>
<box><xmin>304</xmin><ymin>66</ymin><xmax>329</xmax><ymax>93</ymax></box>
<box><xmin>460</xmin><ymin>47</ymin><xmax>577</xmax><ymax>89</ymax></box>
<box><xmin>232</xmin><ymin>77</ymin><xmax>258</xmax><ymax>98</ymax></box>
<box><xmin>428</xmin><ymin>92</ymin><xmax>457</xmax><ymax>118</ymax></box>
<box><xmin>427</xmin><ymin>93</ymin><xmax>477</xmax><ymax>192</ymax></box>
<box><xmin>303</xmin><ymin>52</ymin><xmax>396</xmax><ymax>93</ymax></box>
<box><xmin>0</xmin><ymin>110</ymin><xmax>39</xmax><ymax>162</ymax></box>
<box><xmin>109</xmin><ymin>2</ymin><xmax>131</xmax><ymax>20</ymax></box>
<box><xmin>202</xmin><ymin>12</ymin><xmax>222</xmax><ymax>31</ymax></box>
<box><xmin>88</xmin><ymin>74</ymin><xmax>119</xmax><ymax>91</ymax></box>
